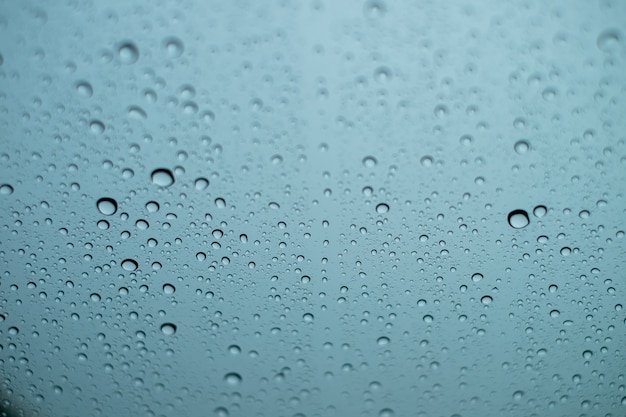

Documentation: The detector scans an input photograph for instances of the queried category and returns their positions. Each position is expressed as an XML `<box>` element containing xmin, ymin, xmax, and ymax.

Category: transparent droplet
<box><xmin>121</xmin><ymin>259</ymin><xmax>138</xmax><ymax>271</ymax></box>
<box><xmin>146</xmin><ymin>201</ymin><xmax>160</xmax><ymax>213</ymax></box>
<box><xmin>117</xmin><ymin>41</ymin><xmax>139</xmax><ymax>64</ymax></box>
<box><xmin>76</xmin><ymin>81</ymin><xmax>93</xmax><ymax>97</ymax></box>
<box><xmin>303</xmin><ymin>313</ymin><xmax>314</xmax><ymax>322</ymax></box>
<box><xmin>377</xmin><ymin>336</ymin><xmax>390</xmax><ymax>346</ymax></box>
<box><xmin>96</xmin><ymin>197</ymin><xmax>118</xmax><ymax>215</ymax></box>
<box><xmin>0</xmin><ymin>184</ymin><xmax>14</xmax><ymax>195</ymax></box>
<box><xmin>374</xmin><ymin>66</ymin><xmax>392</xmax><ymax>83</ymax></box>
<box><xmin>163</xmin><ymin>284</ymin><xmax>175</xmax><ymax>294</ymax></box>
<box><xmin>533</xmin><ymin>205</ymin><xmax>547</xmax><ymax>218</ymax></box>
<box><xmin>379</xmin><ymin>408</ymin><xmax>395</xmax><ymax>417</ymax></box>
<box><xmin>363</xmin><ymin>156</ymin><xmax>378</xmax><ymax>168</ymax></box>
<box><xmin>127</xmin><ymin>106</ymin><xmax>147</xmax><ymax>119</ymax></box>
<box><xmin>481</xmin><ymin>295</ymin><xmax>493</xmax><ymax>305</ymax></box>
<box><xmin>513</xmin><ymin>390</ymin><xmax>524</xmax><ymax>401</ymax></box>
<box><xmin>507</xmin><ymin>210</ymin><xmax>529</xmax><ymax>229</ymax></box>
<box><xmin>90</xmin><ymin>293</ymin><xmax>101</xmax><ymax>302</ymax></box>
<box><xmin>228</xmin><ymin>345</ymin><xmax>241</xmax><ymax>355</ymax></box>
<box><xmin>160</xmin><ymin>323</ymin><xmax>177</xmax><ymax>335</ymax></box>
<box><xmin>560</xmin><ymin>247</ymin><xmax>571</xmax><ymax>256</ymax></box>
<box><xmin>471</xmin><ymin>273</ymin><xmax>483</xmax><ymax>283</ymax></box>
<box><xmin>90</xmin><ymin>120</ymin><xmax>105</xmax><ymax>134</ymax></box>
<box><xmin>420</xmin><ymin>156</ymin><xmax>433</xmax><ymax>167</ymax></box>
<box><xmin>194</xmin><ymin>177</ymin><xmax>209</xmax><ymax>190</ymax></box>
<box><xmin>151</xmin><ymin>169</ymin><xmax>175</xmax><ymax>187</ymax></box>
<box><xmin>376</xmin><ymin>203</ymin><xmax>389</xmax><ymax>214</ymax></box>
<box><xmin>550</xmin><ymin>309</ymin><xmax>560</xmax><ymax>318</ymax></box>
<box><xmin>514</xmin><ymin>140</ymin><xmax>530</xmax><ymax>154</ymax></box>
<box><xmin>224</xmin><ymin>372</ymin><xmax>242</xmax><ymax>386</ymax></box>
<box><xmin>597</xmin><ymin>29</ymin><xmax>622</xmax><ymax>52</ymax></box>
<box><xmin>163</xmin><ymin>36</ymin><xmax>184</xmax><ymax>58</ymax></box>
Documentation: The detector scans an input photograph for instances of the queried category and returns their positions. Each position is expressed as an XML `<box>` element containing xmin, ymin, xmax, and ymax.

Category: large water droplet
<box><xmin>224</xmin><ymin>372</ymin><xmax>242</xmax><ymax>385</ymax></box>
<box><xmin>533</xmin><ymin>205</ymin><xmax>547</xmax><ymax>218</ymax></box>
<box><xmin>163</xmin><ymin>284</ymin><xmax>175</xmax><ymax>294</ymax></box>
<box><xmin>151</xmin><ymin>168</ymin><xmax>175</xmax><ymax>187</ymax></box>
<box><xmin>163</xmin><ymin>36</ymin><xmax>184</xmax><ymax>58</ymax></box>
<box><xmin>471</xmin><ymin>273</ymin><xmax>483</xmax><ymax>283</ymax></box>
<box><xmin>121</xmin><ymin>259</ymin><xmax>138</xmax><ymax>271</ymax></box>
<box><xmin>0</xmin><ymin>184</ymin><xmax>14</xmax><ymax>195</ymax></box>
<box><xmin>376</xmin><ymin>203</ymin><xmax>389</xmax><ymax>214</ymax></box>
<box><xmin>160</xmin><ymin>323</ymin><xmax>177</xmax><ymax>335</ymax></box>
<box><xmin>514</xmin><ymin>140</ymin><xmax>530</xmax><ymax>154</ymax></box>
<box><xmin>96</xmin><ymin>197</ymin><xmax>118</xmax><ymax>215</ymax></box>
<box><xmin>362</xmin><ymin>156</ymin><xmax>377</xmax><ymax>168</ymax></box>
<box><xmin>507</xmin><ymin>210</ymin><xmax>529</xmax><ymax>229</ymax></box>
<box><xmin>76</xmin><ymin>81</ymin><xmax>93</xmax><ymax>97</ymax></box>
<box><xmin>597</xmin><ymin>29</ymin><xmax>622</xmax><ymax>52</ymax></box>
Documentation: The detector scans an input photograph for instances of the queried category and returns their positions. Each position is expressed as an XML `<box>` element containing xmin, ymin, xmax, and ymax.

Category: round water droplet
<box><xmin>560</xmin><ymin>247</ymin><xmax>571</xmax><ymax>256</ymax></box>
<box><xmin>90</xmin><ymin>120</ymin><xmax>105</xmax><ymax>134</ymax></box>
<box><xmin>376</xmin><ymin>203</ymin><xmax>389</xmax><ymax>214</ymax></box>
<box><xmin>194</xmin><ymin>177</ymin><xmax>209</xmax><ymax>190</ymax></box>
<box><xmin>374</xmin><ymin>66</ymin><xmax>392</xmax><ymax>83</ymax></box>
<box><xmin>151</xmin><ymin>168</ymin><xmax>174</xmax><ymax>187</ymax></box>
<box><xmin>76</xmin><ymin>81</ymin><xmax>93</xmax><ymax>97</ymax></box>
<box><xmin>0</xmin><ymin>184</ymin><xmax>14</xmax><ymax>195</ymax></box>
<box><xmin>507</xmin><ymin>210</ymin><xmax>529</xmax><ymax>229</ymax></box>
<box><xmin>160</xmin><ymin>323</ymin><xmax>177</xmax><ymax>335</ymax></box>
<box><xmin>597</xmin><ymin>29</ymin><xmax>622</xmax><ymax>52</ymax></box>
<box><xmin>121</xmin><ymin>259</ymin><xmax>138</xmax><ymax>271</ymax></box>
<box><xmin>303</xmin><ymin>313</ymin><xmax>314</xmax><ymax>322</ymax></box>
<box><xmin>423</xmin><ymin>314</ymin><xmax>433</xmax><ymax>323</ymax></box>
<box><xmin>90</xmin><ymin>293</ymin><xmax>101</xmax><ymax>302</ymax></box>
<box><xmin>224</xmin><ymin>372</ymin><xmax>242</xmax><ymax>385</ymax></box>
<box><xmin>377</xmin><ymin>336</ymin><xmax>390</xmax><ymax>346</ymax></box>
<box><xmin>481</xmin><ymin>295</ymin><xmax>493</xmax><ymax>305</ymax></box>
<box><xmin>533</xmin><ymin>205</ymin><xmax>547</xmax><ymax>218</ymax></box>
<box><xmin>379</xmin><ymin>408</ymin><xmax>394</xmax><ymax>417</ymax></box>
<box><xmin>301</xmin><ymin>275</ymin><xmax>310</xmax><ymax>283</ymax></box>
<box><xmin>117</xmin><ymin>41</ymin><xmax>139</xmax><ymax>64</ymax></box>
<box><xmin>471</xmin><ymin>273</ymin><xmax>483</xmax><ymax>283</ymax></box>
<box><xmin>514</xmin><ymin>140</ymin><xmax>530</xmax><ymax>154</ymax></box>
<box><xmin>578</xmin><ymin>210</ymin><xmax>590</xmax><ymax>219</ymax></box>
<box><xmin>127</xmin><ymin>106</ymin><xmax>147</xmax><ymax>119</ymax></box>
<box><xmin>420</xmin><ymin>156</ymin><xmax>433</xmax><ymax>167</ymax></box>
<box><xmin>363</xmin><ymin>156</ymin><xmax>377</xmax><ymax>168</ymax></box>
<box><xmin>228</xmin><ymin>345</ymin><xmax>241</xmax><ymax>355</ymax></box>
<box><xmin>163</xmin><ymin>36</ymin><xmax>184</xmax><ymax>58</ymax></box>
<box><xmin>582</xmin><ymin>350</ymin><xmax>593</xmax><ymax>360</ymax></box>
<box><xmin>548</xmin><ymin>284</ymin><xmax>558</xmax><ymax>293</ymax></box>
<box><xmin>215</xmin><ymin>198</ymin><xmax>226</xmax><ymax>208</ymax></box>
<box><xmin>96</xmin><ymin>197</ymin><xmax>118</xmax><ymax>215</ymax></box>
<box><xmin>163</xmin><ymin>284</ymin><xmax>175</xmax><ymax>294</ymax></box>
<box><xmin>550</xmin><ymin>309</ymin><xmax>560</xmax><ymax>318</ymax></box>
<box><xmin>146</xmin><ymin>201</ymin><xmax>160</xmax><ymax>212</ymax></box>
<box><xmin>513</xmin><ymin>390</ymin><xmax>524</xmax><ymax>401</ymax></box>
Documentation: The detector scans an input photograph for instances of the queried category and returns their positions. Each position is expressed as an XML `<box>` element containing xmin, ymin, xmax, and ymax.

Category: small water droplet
<box><xmin>507</xmin><ymin>209</ymin><xmax>529</xmax><ymax>229</ymax></box>
<box><xmin>90</xmin><ymin>120</ymin><xmax>105</xmax><ymax>134</ymax></box>
<box><xmin>151</xmin><ymin>168</ymin><xmax>175</xmax><ymax>187</ymax></box>
<box><xmin>420</xmin><ymin>156</ymin><xmax>433</xmax><ymax>167</ymax></box>
<box><xmin>96</xmin><ymin>197</ymin><xmax>118</xmax><ymax>215</ymax></box>
<box><xmin>228</xmin><ymin>345</ymin><xmax>241</xmax><ymax>355</ymax></box>
<box><xmin>363</xmin><ymin>156</ymin><xmax>377</xmax><ymax>168</ymax></box>
<box><xmin>76</xmin><ymin>81</ymin><xmax>93</xmax><ymax>97</ymax></box>
<box><xmin>533</xmin><ymin>205</ymin><xmax>547</xmax><ymax>217</ymax></box>
<box><xmin>127</xmin><ymin>105</ymin><xmax>147</xmax><ymax>120</ymax></box>
<box><xmin>160</xmin><ymin>323</ymin><xmax>177</xmax><ymax>335</ymax></box>
<box><xmin>513</xmin><ymin>390</ymin><xmax>524</xmax><ymax>401</ymax></box>
<box><xmin>376</xmin><ymin>203</ymin><xmax>389</xmax><ymax>214</ymax></box>
<box><xmin>163</xmin><ymin>36</ymin><xmax>184</xmax><ymax>58</ymax></box>
<box><xmin>121</xmin><ymin>259</ymin><xmax>138</xmax><ymax>271</ymax></box>
<box><xmin>514</xmin><ymin>140</ymin><xmax>530</xmax><ymax>154</ymax></box>
<box><xmin>471</xmin><ymin>273</ymin><xmax>483</xmax><ymax>283</ymax></box>
<box><xmin>117</xmin><ymin>41</ymin><xmax>139</xmax><ymax>64</ymax></box>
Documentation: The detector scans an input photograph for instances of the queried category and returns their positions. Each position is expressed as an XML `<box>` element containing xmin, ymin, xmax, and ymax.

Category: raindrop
<box><xmin>423</xmin><ymin>314</ymin><xmax>433</xmax><ymax>323</ymax></box>
<box><xmin>507</xmin><ymin>209</ymin><xmax>529</xmax><ymax>229</ymax></box>
<box><xmin>228</xmin><ymin>345</ymin><xmax>241</xmax><ymax>355</ymax></box>
<box><xmin>560</xmin><ymin>247</ymin><xmax>571</xmax><ymax>256</ymax></box>
<box><xmin>420</xmin><ymin>156</ymin><xmax>433</xmax><ymax>167</ymax></box>
<box><xmin>194</xmin><ymin>177</ymin><xmax>209</xmax><ymax>190</ymax></box>
<box><xmin>582</xmin><ymin>350</ymin><xmax>593</xmax><ymax>360</ymax></box>
<box><xmin>550</xmin><ymin>309</ymin><xmax>560</xmax><ymax>318</ymax></box>
<box><xmin>471</xmin><ymin>273</ymin><xmax>483</xmax><ymax>283</ymax></box>
<box><xmin>224</xmin><ymin>372</ymin><xmax>242</xmax><ymax>385</ymax></box>
<box><xmin>163</xmin><ymin>284</ymin><xmax>175</xmax><ymax>294</ymax></box>
<box><xmin>127</xmin><ymin>106</ymin><xmax>147</xmax><ymax>120</ymax></box>
<box><xmin>533</xmin><ymin>205</ymin><xmax>547</xmax><ymax>218</ymax></box>
<box><xmin>151</xmin><ymin>169</ymin><xmax>175</xmax><ymax>187</ymax></box>
<box><xmin>379</xmin><ymin>409</ymin><xmax>395</xmax><ymax>417</ymax></box>
<box><xmin>96</xmin><ymin>197</ymin><xmax>118</xmax><ymax>215</ymax></box>
<box><xmin>513</xmin><ymin>390</ymin><xmax>524</xmax><ymax>401</ymax></box>
<box><xmin>160</xmin><ymin>323</ymin><xmax>177</xmax><ymax>336</ymax></box>
<box><xmin>376</xmin><ymin>203</ymin><xmax>389</xmax><ymax>214</ymax></box>
<box><xmin>76</xmin><ymin>81</ymin><xmax>93</xmax><ymax>97</ymax></box>
<box><xmin>578</xmin><ymin>210</ymin><xmax>590</xmax><ymax>219</ymax></box>
<box><xmin>548</xmin><ymin>284</ymin><xmax>558</xmax><ymax>293</ymax></box>
<box><xmin>117</xmin><ymin>41</ymin><xmax>139</xmax><ymax>64</ymax></box>
<box><xmin>90</xmin><ymin>120</ymin><xmax>105</xmax><ymax>134</ymax></box>
<box><xmin>374</xmin><ymin>66</ymin><xmax>392</xmax><ymax>83</ymax></box>
<box><xmin>514</xmin><ymin>140</ymin><xmax>530</xmax><ymax>154</ymax></box>
<box><xmin>597</xmin><ymin>29</ymin><xmax>622</xmax><ymax>52</ymax></box>
<box><xmin>146</xmin><ymin>201</ymin><xmax>160</xmax><ymax>212</ymax></box>
<box><xmin>121</xmin><ymin>259</ymin><xmax>138</xmax><ymax>271</ymax></box>
<box><xmin>163</xmin><ymin>36</ymin><xmax>184</xmax><ymax>58</ymax></box>
<box><xmin>363</xmin><ymin>156</ymin><xmax>377</xmax><ymax>168</ymax></box>
<box><xmin>0</xmin><ymin>184</ymin><xmax>14</xmax><ymax>195</ymax></box>
<box><xmin>481</xmin><ymin>295</ymin><xmax>493</xmax><ymax>305</ymax></box>
<box><xmin>215</xmin><ymin>198</ymin><xmax>226</xmax><ymax>208</ymax></box>
<box><xmin>377</xmin><ymin>336</ymin><xmax>390</xmax><ymax>346</ymax></box>
<box><xmin>303</xmin><ymin>313</ymin><xmax>314</xmax><ymax>322</ymax></box>
<box><xmin>90</xmin><ymin>293</ymin><xmax>101</xmax><ymax>302</ymax></box>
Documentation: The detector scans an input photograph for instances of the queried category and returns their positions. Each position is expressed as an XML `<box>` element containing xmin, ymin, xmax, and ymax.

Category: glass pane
<box><xmin>1</xmin><ymin>1</ymin><xmax>625</xmax><ymax>416</ymax></box>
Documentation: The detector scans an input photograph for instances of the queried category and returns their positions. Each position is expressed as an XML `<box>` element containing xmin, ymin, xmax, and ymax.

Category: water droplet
<box><xmin>228</xmin><ymin>345</ymin><xmax>241</xmax><ymax>355</ymax></box>
<box><xmin>270</xmin><ymin>154</ymin><xmax>283</xmax><ymax>164</ymax></box>
<box><xmin>363</xmin><ymin>156</ymin><xmax>377</xmax><ymax>168</ymax></box>
<box><xmin>224</xmin><ymin>372</ymin><xmax>242</xmax><ymax>385</ymax></box>
<box><xmin>423</xmin><ymin>314</ymin><xmax>433</xmax><ymax>323</ymax></box>
<box><xmin>378</xmin><ymin>408</ymin><xmax>395</xmax><ymax>417</ymax></box>
<box><xmin>550</xmin><ymin>309</ymin><xmax>560</xmax><ymax>318</ymax></box>
<box><xmin>96</xmin><ymin>197</ymin><xmax>118</xmax><ymax>215</ymax></box>
<box><xmin>163</xmin><ymin>36</ymin><xmax>184</xmax><ymax>58</ymax></box>
<box><xmin>548</xmin><ymin>284</ymin><xmax>558</xmax><ymax>293</ymax></box>
<box><xmin>90</xmin><ymin>293</ymin><xmax>101</xmax><ymax>302</ymax></box>
<box><xmin>578</xmin><ymin>210</ymin><xmax>590</xmax><ymax>219</ymax></box>
<box><xmin>471</xmin><ymin>273</ymin><xmax>483</xmax><ymax>283</ymax></box>
<box><xmin>303</xmin><ymin>313</ymin><xmax>314</xmax><ymax>322</ymax></box>
<box><xmin>481</xmin><ymin>295</ymin><xmax>493</xmax><ymax>305</ymax></box>
<box><xmin>268</xmin><ymin>202</ymin><xmax>280</xmax><ymax>209</ymax></box>
<box><xmin>127</xmin><ymin>106</ymin><xmax>147</xmax><ymax>120</ymax></box>
<box><xmin>194</xmin><ymin>177</ymin><xmax>209</xmax><ymax>190</ymax></box>
<box><xmin>151</xmin><ymin>168</ymin><xmax>175</xmax><ymax>187</ymax></box>
<box><xmin>420</xmin><ymin>156</ymin><xmax>433</xmax><ymax>167</ymax></box>
<box><xmin>90</xmin><ymin>120</ymin><xmax>105</xmax><ymax>134</ymax></box>
<box><xmin>215</xmin><ymin>198</ymin><xmax>226</xmax><ymax>208</ymax></box>
<box><xmin>301</xmin><ymin>275</ymin><xmax>310</xmax><ymax>283</ymax></box>
<box><xmin>513</xmin><ymin>390</ymin><xmax>524</xmax><ymax>401</ymax></box>
<box><xmin>582</xmin><ymin>350</ymin><xmax>593</xmax><ymax>360</ymax></box>
<box><xmin>146</xmin><ymin>201</ymin><xmax>160</xmax><ymax>213</ymax></box>
<box><xmin>507</xmin><ymin>209</ymin><xmax>529</xmax><ymax>229</ymax></box>
<box><xmin>377</xmin><ymin>336</ymin><xmax>390</xmax><ymax>346</ymax></box>
<box><xmin>160</xmin><ymin>323</ymin><xmax>177</xmax><ymax>335</ymax></box>
<box><xmin>514</xmin><ymin>140</ymin><xmax>530</xmax><ymax>154</ymax></box>
<box><xmin>374</xmin><ymin>66</ymin><xmax>392</xmax><ymax>83</ymax></box>
<box><xmin>376</xmin><ymin>203</ymin><xmax>389</xmax><ymax>214</ymax></box>
<box><xmin>533</xmin><ymin>205</ymin><xmax>547</xmax><ymax>218</ymax></box>
<box><xmin>76</xmin><ymin>81</ymin><xmax>93</xmax><ymax>97</ymax></box>
<box><xmin>0</xmin><ymin>184</ymin><xmax>14</xmax><ymax>195</ymax></box>
<box><xmin>163</xmin><ymin>284</ymin><xmax>175</xmax><ymax>294</ymax></box>
<box><xmin>597</xmin><ymin>29</ymin><xmax>622</xmax><ymax>52</ymax></box>
<box><xmin>117</xmin><ymin>41</ymin><xmax>139</xmax><ymax>64</ymax></box>
<box><xmin>121</xmin><ymin>259</ymin><xmax>138</xmax><ymax>271</ymax></box>
<box><xmin>560</xmin><ymin>247</ymin><xmax>571</xmax><ymax>256</ymax></box>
